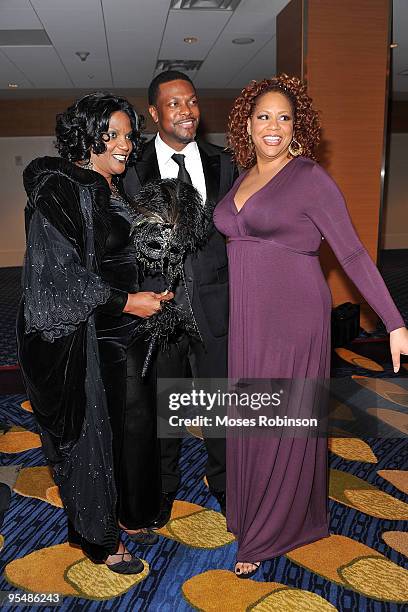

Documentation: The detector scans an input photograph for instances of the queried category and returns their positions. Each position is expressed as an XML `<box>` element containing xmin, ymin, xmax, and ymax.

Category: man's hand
<box><xmin>123</xmin><ymin>291</ymin><xmax>174</xmax><ymax>318</ymax></box>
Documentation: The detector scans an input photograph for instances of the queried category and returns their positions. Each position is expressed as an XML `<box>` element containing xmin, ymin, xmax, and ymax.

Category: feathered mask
<box><xmin>131</xmin><ymin>179</ymin><xmax>210</xmax><ymax>376</ymax></box>
<box><xmin>132</xmin><ymin>178</ymin><xmax>209</xmax><ymax>290</ymax></box>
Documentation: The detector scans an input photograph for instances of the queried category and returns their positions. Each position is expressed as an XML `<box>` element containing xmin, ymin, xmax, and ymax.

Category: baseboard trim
<box><xmin>382</xmin><ymin>234</ymin><xmax>408</xmax><ymax>250</ymax></box>
<box><xmin>0</xmin><ymin>251</ymin><xmax>24</xmax><ymax>267</ymax></box>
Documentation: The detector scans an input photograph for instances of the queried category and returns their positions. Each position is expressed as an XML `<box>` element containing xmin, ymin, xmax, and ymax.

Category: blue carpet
<box><xmin>1</xmin><ymin>393</ymin><xmax>407</xmax><ymax>611</ymax></box>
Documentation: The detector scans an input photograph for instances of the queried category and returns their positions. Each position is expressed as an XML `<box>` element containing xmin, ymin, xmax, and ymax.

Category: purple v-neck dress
<box><xmin>213</xmin><ymin>156</ymin><xmax>404</xmax><ymax>563</ymax></box>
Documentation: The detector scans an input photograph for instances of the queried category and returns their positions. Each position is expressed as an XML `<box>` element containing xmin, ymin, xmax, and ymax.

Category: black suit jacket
<box><xmin>121</xmin><ymin>137</ymin><xmax>238</xmax><ymax>343</ymax></box>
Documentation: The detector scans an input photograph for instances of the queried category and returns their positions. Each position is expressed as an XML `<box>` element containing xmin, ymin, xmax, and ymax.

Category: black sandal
<box><xmin>119</xmin><ymin>521</ymin><xmax>159</xmax><ymax>546</ymax></box>
<box><xmin>126</xmin><ymin>529</ymin><xmax>159</xmax><ymax>546</ymax></box>
<box><xmin>234</xmin><ymin>561</ymin><xmax>261</xmax><ymax>579</ymax></box>
<box><xmin>105</xmin><ymin>550</ymin><xmax>144</xmax><ymax>575</ymax></box>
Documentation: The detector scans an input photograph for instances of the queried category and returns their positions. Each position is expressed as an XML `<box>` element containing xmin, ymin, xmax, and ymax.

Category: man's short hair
<box><xmin>148</xmin><ymin>70</ymin><xmax>196</xmax><ymax>106</ymax></box>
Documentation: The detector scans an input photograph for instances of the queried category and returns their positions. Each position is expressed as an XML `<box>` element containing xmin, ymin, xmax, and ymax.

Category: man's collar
<box><xmin>155</xmin><ymin>133</ymin><xmax>199</xmax><ymax>163</ymax></box>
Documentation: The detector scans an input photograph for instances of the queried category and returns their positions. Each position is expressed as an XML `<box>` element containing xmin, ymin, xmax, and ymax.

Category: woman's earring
<box><xmin>288</xmin><ymin>139</ymin><xmax>303</xmax><ymax>157</ymax></box>
<box><xmin>82</xmin><ymin>159</ymin><xmax>93</xmax><ymax>170</ymax></box>
<box><xmin>248</xmin><ymin>133</ymin><xmax>253</xmax><ymax>147</ymax></box>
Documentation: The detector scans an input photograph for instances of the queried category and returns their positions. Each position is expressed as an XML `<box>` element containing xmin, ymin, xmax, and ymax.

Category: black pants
<box><xmin>157</xmin><ymin>333</ymin><xmax>227</xmax><ymax>493</ymax></box>
<box><xmin>97</xmin><ymin>316</ymin><xmax>161</xmax><ymax>529</ymax></box>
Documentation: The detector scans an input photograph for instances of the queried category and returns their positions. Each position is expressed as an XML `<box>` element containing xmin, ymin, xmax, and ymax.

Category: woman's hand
<box><xmin>389</xmin><ymin>327</ymin><xmax>408</xmax><ymax>372</ymax></box>
<box><xmin>123</xmin><ymin>291</ymin><xmax>174</xmax><ymax>318</ymax></box>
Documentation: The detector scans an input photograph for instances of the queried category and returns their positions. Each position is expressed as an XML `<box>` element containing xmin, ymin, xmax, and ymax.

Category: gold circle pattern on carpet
<box><xmin>382</xmin><ymin>531</ymin><xmax>408</xmax><ymax>558</ymax></box>
<box><xmin>13</xmin><ymin>466</ymin><xmax>63</xmax><ymax>507</ymax></box>
<box><xmin>250</xmin><ymin>588</ymin><xmax>338</xmax><ymax>611</ymax></box>
<box><xmin>65</xmin><ymin>557</ymin><xmax>149</xmax><ymax>599</ymax></box>
<box><xmin>20</xmin><ymin>400</ymin><xmax>33</xmax><ymax>413</ymax></box>
<box><xmin>377</xmin><ymin>470</ymin><xmax>408</xmax><ymax>494</ymax></box>
<box><xmin>329</xmin><ymin>469</ymin><xmax>408</xmax><ymax>519</ymax></box>
<box><xmin>335</xmin><ymin>348</ymin><xmax>384</xmax><ymax>372</ymax></box>
<box><xmin>182</xmin><ymin>569</ymin><xmax>337</xmax><ymax>612</ymax></box>
<box><xmin>328</xmin><ymin>438</ymin><xmax>377</xmax><ymax>463</ymax></box>
<box><xmin>158</xmin><ymin>501</ymin><xmax>235</xmax><ymax>549</ymax></box>
<box><xmin>339</xmin><ymin>556</ymin><xmax>408</xmax><ymax>602</ymax></box>
<box><xmin>0</xmin><ymin>427</ymin><xmax>41</xmax><ymax>453</ymax></box>
<box><xmin>4</xmin><ymin>543</ymin><xmax>149</xmax><ymax>600</ymax></box>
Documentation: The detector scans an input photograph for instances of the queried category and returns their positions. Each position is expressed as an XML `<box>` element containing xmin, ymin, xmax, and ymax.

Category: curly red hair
<box><xmin>227</xmin><ymin>74</ymin><xmax>321</xmax><ymax>169</ymax></box>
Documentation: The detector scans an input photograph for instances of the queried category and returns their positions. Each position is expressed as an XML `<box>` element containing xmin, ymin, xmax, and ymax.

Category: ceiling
<box><xmin>0</xmin><ymin>0</ymin><xmax>406</xmax><ymax>100</ymax></box>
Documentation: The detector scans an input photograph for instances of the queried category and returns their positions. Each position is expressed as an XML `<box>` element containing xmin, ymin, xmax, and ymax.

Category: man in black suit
<box><xmin>122</xmin><ymin>71</ymin><xmax>237</xmax><ymax>527</ymax></box>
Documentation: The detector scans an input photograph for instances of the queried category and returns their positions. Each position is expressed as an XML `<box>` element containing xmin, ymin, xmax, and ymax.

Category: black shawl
<box><xmin>17</xmin><ymin>157</ymin><xmax>118</xmax><ymax>553</ymax></box>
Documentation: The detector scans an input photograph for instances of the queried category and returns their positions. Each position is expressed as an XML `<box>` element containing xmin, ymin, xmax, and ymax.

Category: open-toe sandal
<box><xmin>234</xmin><ymin>561</ymin><xmax>261</xmax><ymax>579</ymax></box>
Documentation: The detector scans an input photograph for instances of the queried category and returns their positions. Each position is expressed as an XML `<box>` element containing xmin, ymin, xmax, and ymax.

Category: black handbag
<box><xmin>331</xmin><ymin>302</ymin><xmax>360</xmax><ymax>348</ymax></box>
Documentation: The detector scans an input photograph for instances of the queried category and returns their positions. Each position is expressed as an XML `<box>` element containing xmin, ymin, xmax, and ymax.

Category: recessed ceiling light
<box><xmin>390</xmin><ymin>42</ymin><xmax>398</xmax><ymax>49</ymax></box>
<box><xmin>184</xmin><ymin>36</ymin><xmax>198</xmax><ymax>44</ymax></box>
<box><xmin>75</xmin><ymin>51</ymin><xmax>90</xmax><ymax>62</ymax></box>
<box><xmin>156</xmin><ymin>59</ymin><xmax>203</xmax><ymax>72</ymax></box>
<box><xmin>8</xmin><ymin>83</ymin><xmax>18</xmax><ymax>88</ymax></box>
<box><xmin>171</xmin><ymin>0</ymin><xmax>241</xmax><ymax>10</ymax></box>
<box><xmin>232</xmin><ymin>37</ymin><xmax>255</xmax><ymax>45</ymax></box>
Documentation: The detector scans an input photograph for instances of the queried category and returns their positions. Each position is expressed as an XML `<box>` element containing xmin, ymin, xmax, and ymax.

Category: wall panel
<box><xmin>277</xmin><ymin>0</ymin><xmax>391</xmax><ymax>329</ymax></box>
<box><xmin>0</xmin><ymin>95</ymin><xmax>234</xmax><ymax>137</ymax></box>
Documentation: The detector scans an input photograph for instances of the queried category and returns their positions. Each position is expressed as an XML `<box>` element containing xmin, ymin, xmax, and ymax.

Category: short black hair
<box><xmin>55</xmin><ymin>91</ymin><xmax>141</xmax><ymax>163</ymax></box>
<box><xmin>148</xmin><ymin>71</ymin><xmax>196</xmax><ymax>106</ymax></box>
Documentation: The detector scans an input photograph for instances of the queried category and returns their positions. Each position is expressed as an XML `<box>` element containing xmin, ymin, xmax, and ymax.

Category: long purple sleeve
<box><xmin>308</xmin><ymin>164</ymin><xmax>404</xmax><ymax>333</ymax></box>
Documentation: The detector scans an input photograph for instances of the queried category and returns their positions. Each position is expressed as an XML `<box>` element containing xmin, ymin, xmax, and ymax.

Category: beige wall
<box><xmin>1</xmin><ymin>136</ymin><xmax>56</xmax><ymax>267</ymax></box>
<box><xmin>382</xmin><ymin>133</ymin><xmax>408</xmax><ymax>249</ymax></box>
<box><xmin>277</xmin><ymin>0</ymin><xmax>391</xmax><ymax>329</ymax></box>
<box><xmin>0</xmin><ymin>96</ymin><xmax>233</xmax><ymax>137</ymax></box>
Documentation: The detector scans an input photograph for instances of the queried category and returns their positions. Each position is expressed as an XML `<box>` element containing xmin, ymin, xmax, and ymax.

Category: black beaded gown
<box><xmin>95</xmin><ymin>192</ymin><xmax>161</xmax><ymax>530</ymax></box>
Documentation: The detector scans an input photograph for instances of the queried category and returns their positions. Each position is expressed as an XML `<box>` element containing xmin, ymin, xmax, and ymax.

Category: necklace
<box><xmin>110</xmin><ymin>182</ymin><xmax>125</xmax><ymax>201</ymax></box>
<box><xmin>110</xmin><ymin>182</ymin><xmax>137</xmax><ymax>222</ymax></box>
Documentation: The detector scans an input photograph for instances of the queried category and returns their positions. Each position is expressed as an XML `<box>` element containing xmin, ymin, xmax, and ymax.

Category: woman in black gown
<box><xmin>17</xmin><ymin>92</ymin><xmax>172</xmax><ymax>573</ymax></box>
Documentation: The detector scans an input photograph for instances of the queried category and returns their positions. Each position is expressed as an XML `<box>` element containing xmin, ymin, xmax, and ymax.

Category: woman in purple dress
<box><xmin>213</xmin><ymin>75</ymin><xmax>408</xmax><ymax>578</ymax></box>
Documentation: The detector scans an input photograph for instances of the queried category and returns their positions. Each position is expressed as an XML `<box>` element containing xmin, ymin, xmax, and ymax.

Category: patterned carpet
<box><xmin>0</xmin><ymin>253</ymin><xmax>408</xmax><ymax>610</ymax></box>
<box><xmin>1</xmin><ymin>392</ymin><xmax>408</xmax><ymax>610</ymax></box>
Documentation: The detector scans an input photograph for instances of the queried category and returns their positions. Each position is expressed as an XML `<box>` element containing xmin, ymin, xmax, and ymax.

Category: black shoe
<box><xmin>106</xmin><ymin>551</ymin><xmax>145</xmax><ymax>575</ymax></box>
<box><xmin>126</xmin><ymin>529</ymin><xmax>159</xmax><ymax>546</ymax></box>
<box><xmin>210</xmin><ymin>489</ymin><xmax>226</xmax><ymax>516</ymax></box>
<box><xmin>234</xmin><ymin>561</ymin><xmax>261</xmax><ymax>579</ymax></box>
<box><xmin>148</xmin><ymin>491</ymin><xmax>177</xmax><ymax>529</ymax></box>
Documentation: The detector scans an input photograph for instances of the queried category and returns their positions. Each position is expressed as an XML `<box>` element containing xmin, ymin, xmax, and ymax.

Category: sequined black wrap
<box><xmin>22</xmin><ymin>209</ymin><xmax>110</xmax><ymax>342</ymax></box>
<box><xmin>17</xmin><ymin>157</ymin><xmax>120</xmax><ymax>558</ymax></box>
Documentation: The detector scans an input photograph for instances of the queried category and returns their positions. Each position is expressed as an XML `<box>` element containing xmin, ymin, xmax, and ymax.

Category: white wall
<box><xmin>0</xmin><ymin>133</ymin><xmax>228</xmax><ymax>268</ymax></box>
<box><xmin>1</xmin><ymin>136</ymin><xmax>56</xmax><ymax>267</ymax></box>
<box><xmin>382</xmin><ymin>133</ymin><xmax>408</xmax><ymax>250</ymax></box>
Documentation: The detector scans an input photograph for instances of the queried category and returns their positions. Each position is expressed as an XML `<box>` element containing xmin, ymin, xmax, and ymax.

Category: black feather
<box><xmin>130</xmin><ymin>179</ymin><xmax>209</xmax><ymax>375</ymax></box>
